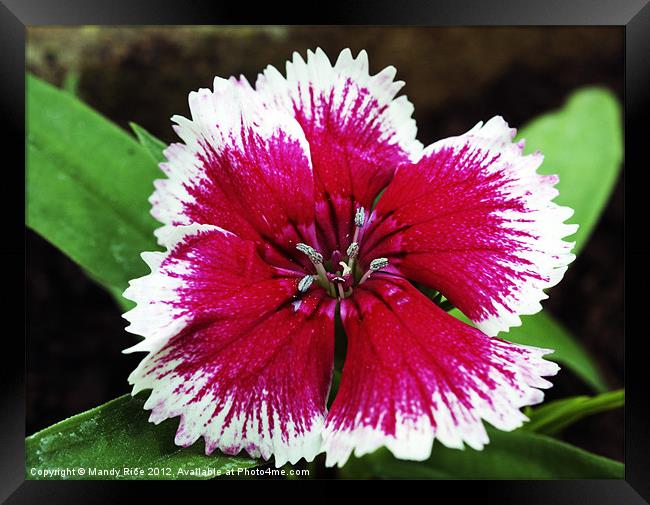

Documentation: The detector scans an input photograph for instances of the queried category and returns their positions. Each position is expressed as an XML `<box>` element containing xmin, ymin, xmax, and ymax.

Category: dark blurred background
<box><xmin>26</xmin><ymin>27</ymin><xmax>624</xmax><ymax>460</ymax></box>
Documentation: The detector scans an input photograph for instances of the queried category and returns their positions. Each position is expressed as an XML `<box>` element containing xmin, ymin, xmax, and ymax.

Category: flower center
<box><xmin>296</xmin><ymin>206</ymin><xmax>388</xmax><ymax>300</ymax></box>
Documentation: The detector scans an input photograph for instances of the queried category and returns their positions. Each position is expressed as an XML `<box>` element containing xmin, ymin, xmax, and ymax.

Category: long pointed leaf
<box><xmin>26</xmin><ymin>74</ymin><xmax>160</xmax><ymax>295</ymax></box>
<box><xmin>26</xmin><ymin>395</ymin><xmax>260</xmax><ymax>480</ymax></box>
<box><xmin>523</xmin><ymin>390</ymin><xmax>624</xmax><ymax>435</ymax></box>
<box><xmin>340</xmin><ymin>429</ymin><xmax>623</xmax><ymax>479</ymax></box>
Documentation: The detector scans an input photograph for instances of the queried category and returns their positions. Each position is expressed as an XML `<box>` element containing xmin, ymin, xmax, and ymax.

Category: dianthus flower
<box><xmin>123</xmin><ymin>48</ymin><xmax>576</xmax><ymax>468</ymax></box>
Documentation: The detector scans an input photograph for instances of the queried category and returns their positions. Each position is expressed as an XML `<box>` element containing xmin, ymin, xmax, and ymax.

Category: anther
<box><xmin>298</xmin><ymin>275</ymin><xmax>315</xmax><ymax>293</ymax></box>
<box><xmin>346</xmin><ymin>242</ymin><xmax>359</xmax><ymax>260</ymax></box>
<box><xmin>352</xmin><ymin>207</ymin><xmax>366</xmax><ymax>246</ymax></box>
<box><xmin>369</xmin><ymin>258</ymin><xmax>389</xmax><ymax>271</ymax></box>
<box><xmin>354</xmin><ymin>207</ymin><xmax>366</xmax><ymax>228</ymax></box>
<box><xmin>296</xmin><ymin>243</ymin><xmax>323</xmax><ymax>264</ymax></box>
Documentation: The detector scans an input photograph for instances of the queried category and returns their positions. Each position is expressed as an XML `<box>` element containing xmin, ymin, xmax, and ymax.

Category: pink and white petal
<box><xmin>256</xmin><ymin>48</ymin><xmax>422</xmax><ymax>252</ymax></box>
<box><xmin>323</xmin><ymin>278</ymin><xmax>559</xmax><ymax>468</ymax></box>
<box><xmin>123</xmin><ymin>223</ymin><xmax>299</xmax><ymax>354</ymax></box>
<box><xmin>129</xmin><ymin>292</ymin><xmax>336</xmax><ymax>467</ymax></box>
<box><xmin>363</xmin><ymin>116</ymin><xmax>578</xmax><ymax>336</ymax></box>
<box><xmin>153</xmin><ymin>75</ymin><xmax>318</xmax><ymax>255</ymax></box>
<box><xmin>123</xmin><ymin>225</ymin><xmax>336</xmax><ymax>466</ymax></box>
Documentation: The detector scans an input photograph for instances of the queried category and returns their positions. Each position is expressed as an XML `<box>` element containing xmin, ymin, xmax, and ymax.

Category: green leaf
<box><xmin>523</xmin><ymin>389</ymin><xmax>624</xmax><ymax>435</ymax></box>
<box><xmin>130</xmin><ymin>122</ymin><xmax>167</xmax><ymax>163</ymax></box>
<box><xmin>340</xmin><ymin>429</ymin><xmax>623</xmax><ymax>479</ymax></box>
<box><xmin>517</xmin><ymin>87</ymin><xmax>623</xmax><ymax>254</ymax></box>
<box><xmin>450</xmin><ymin>309</ymin><xmax>607</xmax><ymax>392</ymax></box>
<box><xmin>26</xmin><ymin>394</ymin><xmax>260</xmax><ymax>480</ymax></box>
<box><xmin>26</xmin><ymin>74</ymin><xmax>161</xmax><ymax>296</ymax></box>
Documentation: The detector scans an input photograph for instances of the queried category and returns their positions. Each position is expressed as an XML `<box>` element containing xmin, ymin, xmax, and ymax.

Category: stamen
<box><xmin>339</xmin><ymin>261</ymin><xmax>352</xmax><ymax>276</ymax></box>
<box><xmin>298</xmin><ymin>275</ymin><xmax>315</xmax><ymax>293</ymax></box>
<box><xmin>359</xmin><ymin>257</ymin><xmax>389</xmax><ymax>285</ymax></box>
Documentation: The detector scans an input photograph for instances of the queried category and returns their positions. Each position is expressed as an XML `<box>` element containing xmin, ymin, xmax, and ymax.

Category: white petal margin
<box><xmin>122</xmin><ymin>223</ymin><xmax>227</xmax><ymax>354</ymax></box>
<box><xmin>433</xmin><ymin>116</ymin><xmax>578</xmax><ymax>336</ymax></box>
<box><xmin>151</xmin><ymin>77</ymin><xmax>250</xmax><ymax>231</ymax></box>
<box><xmin>255</xmin><ymin>47</ymin><xmax>423</xmax><ymax>159</ymax></box>
<box><xmin>322</xmin><ymin>342</ymin><xmax>559</xmax><ymax>468</ymax></box>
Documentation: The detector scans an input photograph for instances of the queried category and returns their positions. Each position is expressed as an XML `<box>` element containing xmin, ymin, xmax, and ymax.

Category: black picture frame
<box><xmin>5</xmin><ymin>0</ymin><xmax>649</xmax><ymax>502</ymax></box>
